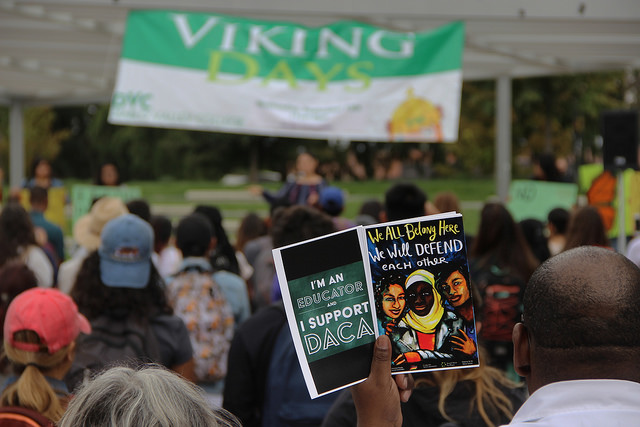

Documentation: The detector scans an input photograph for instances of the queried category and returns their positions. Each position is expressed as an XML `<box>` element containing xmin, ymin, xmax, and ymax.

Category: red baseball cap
<box><xmin>4</xmin><ymin>288</ymin><xmax>91</xmax><ymax>354</ymax></box>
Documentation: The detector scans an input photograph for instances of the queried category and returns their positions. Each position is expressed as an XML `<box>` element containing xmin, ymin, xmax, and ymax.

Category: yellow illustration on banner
<box><xmin>388</xmin><ymin>88</ymin><xmax>443</xmax><ymax>142</ymax></box>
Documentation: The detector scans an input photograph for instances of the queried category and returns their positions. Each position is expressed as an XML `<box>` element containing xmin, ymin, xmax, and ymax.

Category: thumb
<box><xmin>370</xmin><ymin>335</ymin><xmax>391</xmax><ymax>382</ymax></box>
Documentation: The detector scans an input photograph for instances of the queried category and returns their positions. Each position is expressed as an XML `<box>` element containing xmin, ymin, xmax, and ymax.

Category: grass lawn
<box><xmin>121</xmin><ymin>177</ymin><xmax>497</xmax><ymax>238</ymax></box>
<box><xmin>33</xmin><ymin>178</ymin><xmax>495</xmax><ymax>243</ymax></box>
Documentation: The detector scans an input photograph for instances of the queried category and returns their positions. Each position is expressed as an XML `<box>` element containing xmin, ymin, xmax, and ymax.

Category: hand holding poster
<box><xmin>109</xmin><ymin>11</ymin><xmax>464</xmax><ymax>142</ymax></box>
<box><xmin>274</xmin><ymin>212</ymin><xmax>478</xmax><ymax>398</ymax></box>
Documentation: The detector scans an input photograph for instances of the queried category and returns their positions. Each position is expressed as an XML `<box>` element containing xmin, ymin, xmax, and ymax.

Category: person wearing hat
<box><xmin>318</xmin><ymin>186</ymin><xmax>356</xmax><ymax>231</ymax></box>
<box><xmin>57</xmin><ymin>197</ymin><xmax>128</xmax><ymax>294</ymax></box>
<box><xmin>0</xmin><ymin>288</ymin><xmax>91</xmax><ymax>423</ymax></box>
<box><xmin>67</xmin><ymin>214</ymin><xmax>196</xmax><ymax>388</ymax></box>
<box><xmin>390</xmin><ymin>269</ymin><xmax>460</xmax><ymax>366</ymax></box>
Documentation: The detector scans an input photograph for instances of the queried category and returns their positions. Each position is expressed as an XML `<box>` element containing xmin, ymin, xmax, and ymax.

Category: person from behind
<box><xmin>194</xmin><ymin>205</ymin><xmax>241</xmax><ymax>276</ymax></box>
<box><xmin>58</xmin><ymin>365</ymin><xmax>240</xmax><ymax>427</ymax></box>
<box><xmin>166</xmin><ymin>213</ymin><xmax>237</xmax><ymax>393</ymax></box>
<box><xmin>242</xmin><ymin>200</ymin><xmax>291</xmax><ymax>311</ymax></box>
<box><xmin>150</xmin><ymin>215</ymin><xmax>182</xmax><ymax>278</ymax></box>
<box><xmin>0</xmin><ymin>202</ymin><xmax>53</xmax><ymax>288</ymax></box>
<box><xmin>0</xmin><ymin>260</ymin><xmax>38</xmax><ymax>348</ymax></box>
<box><xmin>354</xmin><ymin>198</ymin><xmax>384</xmax><ymax>226</ymax></box>
<box><xmin>562</xmin><ymin>205</ymin><xmax>610</xmax><ymax>251</ymax></box>
<box><xmin>28</xmin><ymin>186</ymin><xmax>64</xmax><ymax>263</ymax></box>
<box><xmin>546</xmin><ymin>207</ymin><xmax>570</xmax><ymax>256</ymax></box>
<box><xmin>531</xmin><ymin>152</ymin><xmax>565</xmax><ymax>183</ymax></box>
<box><xmin>57</xmin><ymin>196</ymin><xmax>128</xmax><ymax>294</ymax></box>
<box><xmin>223</xmin><ymin>205</ymin><xmax>337</xmax><ymax>427</ymax></box>
<box><xmin>171</xmin><ymin>212</ymin><xmax>250</xmax><ymax>327</ymax></box>
<box><xmin>318</xmin><ymin>186</ymin><xmax>356</xmax><ymax>231</ymax></box>
<box><xmin>351</xmin><ymin>245</ymin><xmax>640</xmax><ymax>426</ymax></box>
<box><xmin>234</xmin><ymin>212</ymin><xmax>267</xmax><ymax>283</ymax></box>
<box><xmin>518</xmin><ymin>218</ymin><xmax>550</xmax><ymax>264</ymax></box>
<box><xmin>67</xmin><ymin>214</ymin><xmax>196</xmax><ymax>389</ymax></box>
<box><xmin>382</xmin><ymin>182</ymin><xmax>427</xmax><ymax>222</ymax></box>
<box><xmin>126</xmin><ymin>198</ymin><xmax>152</xmax><ymax>223</ymax></box>
<box><xmin>468</xmin><ymin>203</ymin><xmax>539</xmax><ymax>376</ymax></box>
<box><xmin>433</xmin><ymin>191</ymin><xmax>461</xmax><ymax>214</ymax></box>
<box><xmin>0</xmin><ymin>288</ymin><xmax>91</xmax><ymax>424</ymax></box>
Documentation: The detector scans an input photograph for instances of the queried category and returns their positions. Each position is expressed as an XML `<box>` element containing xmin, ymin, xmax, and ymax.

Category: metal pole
<box><xmin>9</xmin><ymin>102</ymin><xmax>25</xmax><ymax>190</ymax></box>
<box><xmin>617</xmin><ymin>169</ymin><xmax>627</xmax><ymax>254</ymax></box>
<box><xmin>495</xmin><ymin>76</ymin><xmax>512</xmax><ymax>202</ymax></box>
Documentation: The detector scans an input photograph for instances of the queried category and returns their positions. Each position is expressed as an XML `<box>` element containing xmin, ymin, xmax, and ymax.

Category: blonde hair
<box><xmin>1</xmin><ymin>330</ymin><xmax>72</xmax><ymax>422</ymax></box>
<box><xmin>415</xmin><ymin>352</ymin><xmax>521</xmax><ymax>427</ymax></box>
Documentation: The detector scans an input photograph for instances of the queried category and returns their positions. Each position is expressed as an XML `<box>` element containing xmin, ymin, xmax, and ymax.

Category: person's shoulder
<box><xmin>238</xmin><ymin>302</ymin><xmax>285</xmax><ymax>332</ymax></box>
<box><xmin>212</xmin><ymin>270</ymin><xmax>245</xmax><ymax>286</ymax></box>
<box><xmin>150</xmin><ymin>312</ymin><xmax>189</xmax><ymax>331</ymax></box>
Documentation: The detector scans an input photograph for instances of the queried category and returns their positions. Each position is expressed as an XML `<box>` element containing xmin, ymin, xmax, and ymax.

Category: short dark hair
<box><xmin>384</xmin><ymin>183</ymin><xmax>427</xmax><ymax>221</ymax></box>
<box><xmin>523</xmin><ymin>246</ymin><xmax>640</xmax><ymax>349</ymax></box>
<box><xmin>271</xmin><ymin>205</ymin><xmax>335</xmax><ymax>248</ymax></box>
<box><xmin>175</xmin><ymin>214</ymin><xmax>212</xmax><ymax>258</ymax></box>
<box><xmin>126</xmin><ymin>199</ymin><xmax>151</xmax><ymax>223</ymax></box>
<box><xmin>150</xmin><ymin>215</ymin><xmax>173</xmax><ymax>246</ymax></box>
<box><xmin>29</xmin><ymin>186</ymin><xmax>48</xmax><ymax>205</ymax></box>
<box><xmin>547</xmin><ymin>208</ymin><xmax>570</xmax><ymax>234</ymax></box>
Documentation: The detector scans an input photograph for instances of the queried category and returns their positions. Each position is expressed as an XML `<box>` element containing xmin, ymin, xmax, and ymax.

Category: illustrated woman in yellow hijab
<box><xmin>392</xmin><ymin>269</ymin><xmax>453</xmax><ymax>366</ymax></box>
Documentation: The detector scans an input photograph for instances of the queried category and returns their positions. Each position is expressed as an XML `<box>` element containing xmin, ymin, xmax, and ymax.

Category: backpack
<box><xmin>474</xmin><ymin>265</ymin><xmax>525</xmax><ymax>343</ymax></box>
<box><xmin>0</xmin><ymin>406</ymin><xmax>54</xmax><ymax>426</ymax></box>
<box><xmin>261</xmin><ymin>308</ymin><xmax>338</xmax><ymax>427</ymax></box>
<box><xmin>65</xmin><ymin>314</ymin><xmax>160</xmax><ymax>390</ymax></box>
<box><xmin>167</xmin><ymin>267</ymin><xmax>234</xmax><ymax>382</ymax></box>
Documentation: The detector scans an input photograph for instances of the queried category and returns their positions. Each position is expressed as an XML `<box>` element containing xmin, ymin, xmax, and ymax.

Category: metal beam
<box><xmin>9</xmin><ymin>101</ymin><xmax>24</xmax><ymax>189</ymax></box>
<box><xmin>495</xmin><ymin>75</ymin><xmax>512</xmax><ymax>202</ymax></box>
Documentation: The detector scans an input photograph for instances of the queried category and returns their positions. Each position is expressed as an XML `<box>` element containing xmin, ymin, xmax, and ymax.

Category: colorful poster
<box><xmin>109</xmin><ymin>11</ymin><xmax>464</xmax><ymax>142</ymax></box>
<box><xmin>364</xmin><ymin>213</ymin><xmax>478</xmax><ymax>373</ymax></box>
<box><xmin>274</xmin><ymin>212</ymin><xmax>478</xmax><ymax>398</ymax></box>
<box><xmin>579</xmin><ymin>165</ymin><xmax>640</xmax><ymax>237</ymax></box>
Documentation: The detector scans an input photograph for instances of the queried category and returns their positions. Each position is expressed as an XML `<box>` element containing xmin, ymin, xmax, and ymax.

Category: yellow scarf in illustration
<box><xmin>402</xmin><ymin>269</ymin><xmax>444</xmax><ymax>334</ymax></box>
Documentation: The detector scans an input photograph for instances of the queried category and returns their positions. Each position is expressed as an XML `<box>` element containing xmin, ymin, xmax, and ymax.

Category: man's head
<box><xmin>29</xmin><ymin>186</ymin><xmax>48</xmax><ymax>211</ymax></box>
<box><xmin>383</xmin><ymin>183</ymin><xmax>427</xmax><ymax>221</ymax></box>
<box><xmin>270</xmin><ymin>205</ymin><xmax>334</xmax><ymax>248</ymax></box>
<box><xmin>176</xmin><ymin>213</ymin><xmax>213</xmax><ymax>258</ymax></box>
<box><xmin>513</xmin><ymin>246</ymin><xmax>640</xmax><ymax>393</ymax></box>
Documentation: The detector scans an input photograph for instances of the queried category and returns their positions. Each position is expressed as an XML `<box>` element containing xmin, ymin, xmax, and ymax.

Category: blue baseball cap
<box><xmin>320</xmin><ymin>186</ymin><xmax>344</xmax><ymax>215</ymax></box>
<box><xmin>98</xmin><ymin>214</ymin><xmax>153</xmax><ymax>289</ymax></box>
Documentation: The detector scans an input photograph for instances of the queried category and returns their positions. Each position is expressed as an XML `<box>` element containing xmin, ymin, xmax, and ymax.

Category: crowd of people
<box><xmin>0</xmin><ymin>151</ymin><xmax>638</xmax><ymax>426</ymax></box>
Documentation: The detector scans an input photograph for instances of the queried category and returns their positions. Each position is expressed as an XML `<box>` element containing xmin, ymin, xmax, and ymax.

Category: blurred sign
<box><xmin>507</xmin><ymin>180</ymin><xmax>578</xmax><ymax>222</ymax></box>
<box><xmin>71</xmin><ymin>185</ymin><xmax>142</xmax><ymax>226</ymax></box>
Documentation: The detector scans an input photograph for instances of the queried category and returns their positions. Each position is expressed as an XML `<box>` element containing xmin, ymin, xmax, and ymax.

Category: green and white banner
<box><xmin>109</xmin><ymin>11</ymin><xmax>464</xmax><ymax>142</ymax></box>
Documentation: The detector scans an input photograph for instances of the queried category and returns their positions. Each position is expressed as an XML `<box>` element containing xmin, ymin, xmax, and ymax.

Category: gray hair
<box><xmin>59</xmin><ymin>365</ymin><xmax>239</xmax><ymax>427</ymax></box>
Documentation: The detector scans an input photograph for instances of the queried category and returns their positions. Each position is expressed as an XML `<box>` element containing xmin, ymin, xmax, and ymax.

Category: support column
<box><xmin>9</xmin><ymin>102</ymin><xmax>25</xmax><ymax>189</ymax></box>
<box><xmin>495</xmin><ymin>75</ymin><xmax>512</xmax><ymax>202</ymax></box>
